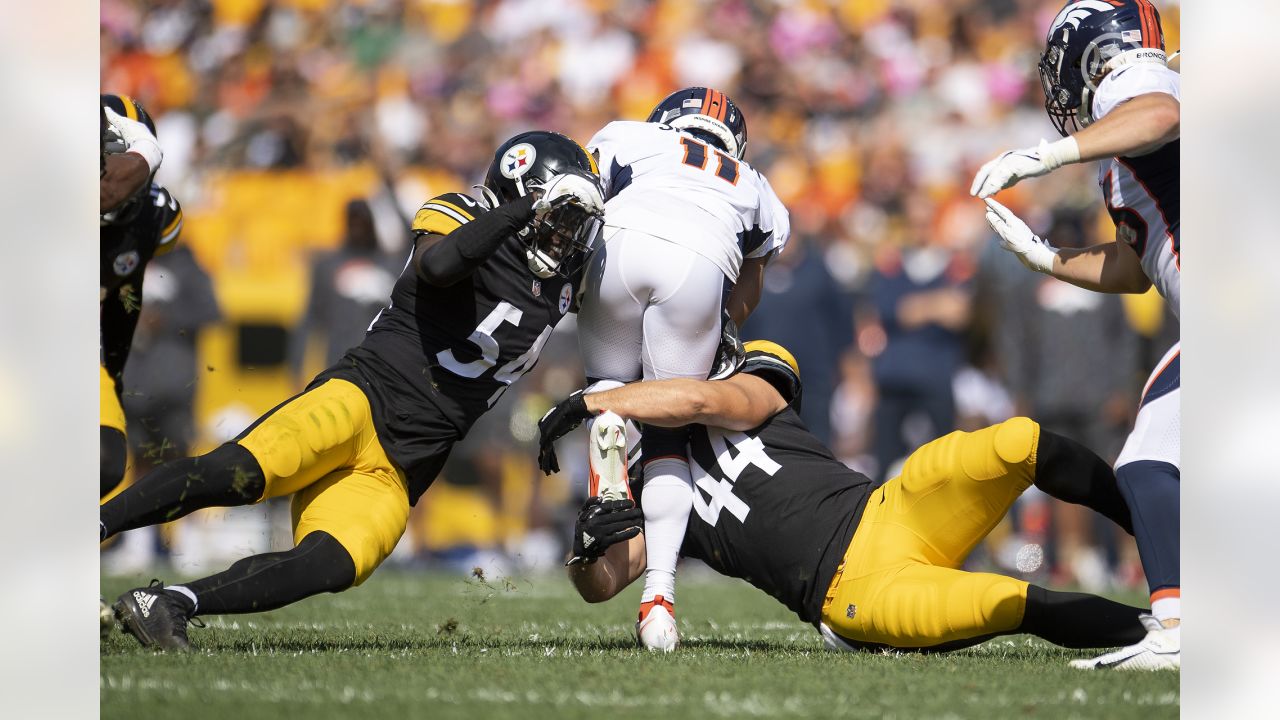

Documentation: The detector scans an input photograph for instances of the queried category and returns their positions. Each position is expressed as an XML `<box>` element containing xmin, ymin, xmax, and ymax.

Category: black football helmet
<box><xmin>1038</xmin><ymin>0</ymin><xmax>1168</xmax><ymax>136</ymax></box>
<box><xmin>101</xmin><ymin>93</ymin><xmax>158</xmax><ymax>226</ymax></box>
<box><xmin>482</xmin><ymin>131</ymin><xmax>604</xmax><ymax>279</ymax></box>
<box><xmin>646</xmin><ymin>87</ymin><xmax>747</xmax><ymax>160</ymax></box>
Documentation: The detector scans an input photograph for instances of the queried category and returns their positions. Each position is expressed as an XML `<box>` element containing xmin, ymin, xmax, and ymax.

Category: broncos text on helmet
<box><xmin>1039</xmin><ymin>0</ymin><xmax>1168</xmax><ymax>137</ymax></box>
<box><xmin>646</xmin><ymin>87</ymin><xmax>748</xmax><ymax>161</ymax></box>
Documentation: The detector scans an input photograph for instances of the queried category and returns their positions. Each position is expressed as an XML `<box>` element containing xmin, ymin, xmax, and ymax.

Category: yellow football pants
<box><xmin>821</xmin><ymin>417</ymin><xmax>1040</xmax><ymax>648</ymax></box>
<box><xmin>236</xmin><ymin>378</ymin><xmax>409</xmax><ymax>585</ymax></box>
<box><xmin>100</xmin><ymin>365</ymin><xmax>126</xmax><ymax>433</ymax></box>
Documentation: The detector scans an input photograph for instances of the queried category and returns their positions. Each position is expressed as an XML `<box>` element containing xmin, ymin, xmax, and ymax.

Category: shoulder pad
<box><xmin>412</xmin><ymin>192</ymin><xmax>484</xmax><ymax>236</ymax></box>
<box><xmin>741</xmin><ymin>340</ymin><xmax>802</xmax><ymax>407</ymax></box>
<box><xmin>151</xmin><ymin>184</ymin><xmax>182</xmax><ymax>255</ymax></box>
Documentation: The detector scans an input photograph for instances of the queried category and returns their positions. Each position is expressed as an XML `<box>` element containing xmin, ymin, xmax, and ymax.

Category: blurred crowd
<box><xmin>101</xmin><ymin>0</ymin><xmax>1180</xmax><ymax>592</ymax></box>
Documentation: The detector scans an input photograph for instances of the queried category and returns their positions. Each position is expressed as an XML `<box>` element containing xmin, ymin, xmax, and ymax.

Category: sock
<box><xmin>1115</xmin><ymin>460</ymin><xmax>1180</xmax><ymax>597</ymax></box>
<box><xmin>1033</xmin><ymin>430</ymin><xmax>1133</xmax><ymax>533</ymax></box>
<box><xmin>1019</xmin><ymin>584</ymin><xmax>1147</xmax><ymax>648</ymax></box>
<box><xmin>100</xmin><ymin>426</ymin><xmax>128</xmax><ymax>498</ymax></box>
<box><xmin>179</xmin><ymin>532</ymin><xmax>356</xmax><ymax>616</ymax></box>
<box><xmin>1151</xmin><ymin>588</ymin><xmax>1180</xmax><ymax>624</ymax></box>
<box><xmin>100</xmin><ymin>443</ymin><xmax>266</xmax><ymax>539</ymax></box>
<box><xmin>638</xmin><ymin>458</ymin><xmax>693</xmax><ymax>605</ymax></box>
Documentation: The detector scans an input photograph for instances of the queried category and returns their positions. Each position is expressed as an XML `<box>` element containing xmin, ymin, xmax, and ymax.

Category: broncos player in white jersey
<box><xmin>556</xmin><ymin>88</ymin><xmax>790</xmax><ymax>650</ymax></box>
<box><xmin>970</xmin><ymin>0</ymin><xmax>1179</xmax><ymax>670</ymax></box>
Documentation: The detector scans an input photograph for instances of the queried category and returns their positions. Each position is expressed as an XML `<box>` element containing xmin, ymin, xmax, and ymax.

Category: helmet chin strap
<box><xmin>526</xmin><ymin>247</ymin><xmax>558</xmax><ymax>279</ymax></box>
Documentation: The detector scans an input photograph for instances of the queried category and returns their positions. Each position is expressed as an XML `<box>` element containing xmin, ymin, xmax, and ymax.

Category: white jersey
<box><xmin>587</xmin><ymin>120</ymin><xmax>790</xmax><ymax>281</ymax></box>
<box><xmin>1092</xmin><ymin>63</ymin><xmax>1180</xmax><ymax>318</ymax></box>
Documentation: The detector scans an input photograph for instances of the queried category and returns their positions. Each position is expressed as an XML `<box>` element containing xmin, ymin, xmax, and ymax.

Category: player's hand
<box><xmin>537</xmin><ymin>390</ymin><xmax>594</xmax><ymax>475</ymax></box>
<box><xmin>982</xmin><ymin>199</ymin><xmax>1059</xmax><ymax>273</ymax></box>
<box><xmin>532</xmin><ymin>171</ymin><xmax>605</xmax><ymax>220</ymax></box>
<box><xmin>969</xmin><ymin>138</ymin><xmax>1078</xmax><ymax>198</ymax></box>
<box><xmin>103</xmin><ymin>107</ymin><xmax>163</xmax><ymax>174</ymax></box>
<box><xmin>708</xmin><ymin>309</ymin><xmax>745</xmax><ymax>381</ymax></box>
<box><xmin>566</xmin><ymin>496</ymin><xmax>643</xmax><ymax>566</ymax></box>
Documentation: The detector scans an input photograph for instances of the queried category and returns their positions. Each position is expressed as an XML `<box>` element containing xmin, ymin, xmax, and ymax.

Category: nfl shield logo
<box><xmin>532</xmin><ymin>280</ymin><xmax>541</xmax><ymax>297</ymax></box>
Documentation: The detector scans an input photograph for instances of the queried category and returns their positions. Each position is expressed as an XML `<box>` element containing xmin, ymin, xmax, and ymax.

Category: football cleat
<box><xmin>113</xmin><ymin>580</ymin><xmax>196</xmax><ymax>651</ymax></box>
<box><xmin>1069</xmin><ymin>614</ymin><xmax>1179</xmax><ymax>670</ymax></box>
<box><xmin>588</xmin><ymin>411</ymin><xmax>632</xmax><ymax>502</ymax></box>
<box><xmin>637</xmin><ymin>595</ymin><xmax>678</xmax><ymax>652</ymax></box>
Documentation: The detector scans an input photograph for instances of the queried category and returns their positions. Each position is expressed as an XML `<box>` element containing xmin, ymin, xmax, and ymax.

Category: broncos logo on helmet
<box><xmin>1038</xmin><ymin>0</ymin><xmax>1168</xmax><ymax>136</ymax></box>
<box><xmin>646</xmin><ymin>87</ymin><xmax>748</xmax><ymax>160</ymax></box>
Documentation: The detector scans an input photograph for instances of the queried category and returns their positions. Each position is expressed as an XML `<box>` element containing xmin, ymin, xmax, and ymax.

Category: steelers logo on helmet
<box><xmin>500</xmin><ymin>143</ymin><xmax>537</xmax><ymax>180</ymax></box>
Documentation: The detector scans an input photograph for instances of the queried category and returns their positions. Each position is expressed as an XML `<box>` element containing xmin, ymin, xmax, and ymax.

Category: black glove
<box><xmin>537</xmin><ymin>390</ymin><xmax>593</xmax><ymax>475</ymax></box>
<box><xmin>708</xmin><ymin>309</ymin><xmax>746</xmax><ymax>380</ymax></box>
<box><xmin>567</xmin><ymin>497</ymin><xmax>644</xmax><ymax>566</ymax></box>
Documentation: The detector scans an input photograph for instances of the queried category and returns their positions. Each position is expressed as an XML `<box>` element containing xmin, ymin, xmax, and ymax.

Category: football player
<box><xmin>970</xmin><ymin>0</ymin><xmax>1179</xmax><ymax>670</ymax></box>
<box><xmin>101</xmin><ymin>131</ymin><xmax>605</xmax><ymax>650</ymax></box>
<box><xmin>101</xmin><ymin>96</ymin><xmax>163</xmax><ymax>214</ymax></box>
<box><xmin>100</xmin><ymin>94</ymin><xmax>183</xmax><ymax>499</ymax></box>
<box><xmin>540</xmin><ymin>342</ymin><xmax>1153</xmax><ymax>656</ymax></box>
<box><xmin>565</xmin><ymin>87</ymin><xmax>790</xmax><ymax>650</ymax></box>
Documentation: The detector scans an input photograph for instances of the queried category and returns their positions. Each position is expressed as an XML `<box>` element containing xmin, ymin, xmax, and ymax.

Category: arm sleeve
<box><xmin>1091</xmin><ymin>64</ymin><xmax>1180</xmax><ymax>122</ymax></box>
<box><xmin>152</xmin><ymin>187</ymin><xmax>183</xmax><ymax>256</ymax></box>
<box><xmin>415</xmin><ymin>194</ymin><xmax>537</xmax><ymax>286</ymax></box>
<box><xmin>744</xmin><ymin>171</ymin><xmax>790</xmax><ymax>260</ymax></box>
<box><xmin>587</xmin><ymin>122</ymin><xmax>624</xmax><ymax>199</ymax></box>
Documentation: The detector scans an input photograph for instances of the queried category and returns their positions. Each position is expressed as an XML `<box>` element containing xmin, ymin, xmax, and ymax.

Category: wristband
<box><xmin>1038</xmin><ymin>136</ymin><xmax>1080</xmax><ymax>171</ymax></box>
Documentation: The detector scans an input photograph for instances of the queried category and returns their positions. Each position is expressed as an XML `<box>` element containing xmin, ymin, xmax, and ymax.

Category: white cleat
<box><xmin>589</xmin><ymin>411</ymin><xmax>631</xmax><ymax>501</ymax></box>
<box><xmin>1070</xmin><ymin>614</ymin><xmax>1180</xmax><ymax>670</ymax></box>
<box><xmin>637</xmin><ymin>595</ymin><xmax>678</xmax><ymax>652</ymax></box>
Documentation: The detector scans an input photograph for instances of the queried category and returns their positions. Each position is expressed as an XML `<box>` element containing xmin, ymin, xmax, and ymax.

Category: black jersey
<box><xmin>100</xmin><ymin>183</ymin><xmax>183</xmax><ymax>384</ymax></box>
<box><xmin>319</xmin><ymin>192</ymin><xmax>580</xmax><ymax>503</ymax></box>
<box><xmin>675</xmin><ymin>347</ymin><xmax>875</xmax><ymax>624</ymax></box>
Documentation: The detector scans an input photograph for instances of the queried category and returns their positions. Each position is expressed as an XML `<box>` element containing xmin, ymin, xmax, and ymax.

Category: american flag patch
<box><xmin>1121</xmin><ymin>29</ymin><xmax>1142</xmax><ymax>43</ymax></box>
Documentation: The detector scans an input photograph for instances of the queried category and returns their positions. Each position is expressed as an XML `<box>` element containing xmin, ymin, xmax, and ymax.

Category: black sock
<box><xmin>175</xmin><ymin>532</ymin><xmax>356</xmax><ymax>616</ymax></box>
<box><xmin>100</xmin><ymin>443</ymin><xmax>265</xmax><ymax>538</ymax></box>
<box><xmin>1019</xmin><ymin>584</ymin><xmax>1147</xmax><ymax>648</ymax></box>
<box><xmin>100</xmin><ymin>427</ymin><xmax>128</xmax><ymax>498</ymax></box>
<box><xmin>1034</xmin><ymin>430</ymin><xmax>1133</xmax><ymax>534</ymax></box>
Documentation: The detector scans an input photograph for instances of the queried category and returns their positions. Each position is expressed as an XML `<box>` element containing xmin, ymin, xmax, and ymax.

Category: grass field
<box><xmin>101</xmin><ymin>570</ymin><xmax>1179</xmax><ymax>719</ymax></box>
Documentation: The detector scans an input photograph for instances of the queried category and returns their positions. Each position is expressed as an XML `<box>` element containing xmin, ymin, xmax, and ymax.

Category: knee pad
<box><xmin>993</xmin><ymin>417</ymin><xmax>1039</xmax><ymax>466</ymax></box>
<box><xmin>100</xmin><ymin>427</ymin><xmax>128</xmax><ymax>497</ymax></box>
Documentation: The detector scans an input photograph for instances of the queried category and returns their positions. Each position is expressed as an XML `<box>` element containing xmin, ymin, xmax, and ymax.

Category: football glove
<box><xmin>537</xmin><ymin>390</ymin><xmax>594</xmax><ymax>475</ymax></box>
<box><xmin>567</xmin><ymin>496</ymin><xmax>643</xmax><ymax>566</ymax></box>
<box><xmin>969</xmin><ymin>137</ymin><xmax>1079</xmax><ymax>198</ymax></box>
<box><xmin>708</xmin><ymin>309</ymin><xmax>745</xmax><ymax>381</ymax></box>
<box><xmin>982</xmin><ymin>198</ymin><xmax>1059</xmax><ymax>273</ymax></box>
<box><xmin>103</xmin><ymin>106</ymin><xmax>163</xmax><ymax>174</ymax></box>
<box><xmin>532</xmin><ymin>170</ymin><xmax>605</xmax><ymax>220</ymax></box>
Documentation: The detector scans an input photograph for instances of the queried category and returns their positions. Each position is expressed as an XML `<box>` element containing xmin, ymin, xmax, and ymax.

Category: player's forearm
<box><xmin>1051</xmin><ymin>242</ymin><xmax>1151</xmax><ymax>294</ymax></box>
<box><xmin>583</xmin><ymin>379</ymin><xmax>715</xmax><ymax>428</ymax></box>
<box><xmin>1073</xmin><ymin>93</ymin><xmax>1179</xmax><ymax>162</ymax></box>
<box><xmin>726</xmin><ymin>256</ymin><xmax>768</xmax><ymax>325</ymax></box>
<box><xmin>101</xmin><ymin>153</ymin><xmax>150</xmax><ymax>212</ymax></box>
<box><xmin>567</xmin><ymin>539</ymin><xmax>640</xmax><ymax>602</ymax></box>
<box><xmin>415</xmin><ymin>195</ymin><xmax>537</xmax><ymax>286</ymax></box>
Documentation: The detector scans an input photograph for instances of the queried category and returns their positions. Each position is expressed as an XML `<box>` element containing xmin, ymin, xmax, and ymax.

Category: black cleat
<box><xmin>113</xmin><ymin>580</ymin><xmax>196</xmax><ymax>651</ymax></box>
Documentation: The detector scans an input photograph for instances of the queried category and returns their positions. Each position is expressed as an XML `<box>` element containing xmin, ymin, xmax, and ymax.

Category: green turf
<box><xmin>101</xmin><ymin>570</ymin><xmax>1178</xmax><ymax>719</ymax></box>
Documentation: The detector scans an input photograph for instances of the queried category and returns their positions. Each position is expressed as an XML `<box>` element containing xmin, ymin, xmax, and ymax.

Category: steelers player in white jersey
<box><xmin>562</xmin><ymin>87</ymin><xmax>790</xmax><ymax>650</ymax></box>
<box><xmin>970</xmin><ymin>0</ymin><xmax>1179</xmax><ymax>670</ymax></box>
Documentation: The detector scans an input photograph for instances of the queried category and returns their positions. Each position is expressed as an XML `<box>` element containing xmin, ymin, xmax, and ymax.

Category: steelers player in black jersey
<box><xmin>101</xmin><ymin>131</ymin><xmax>605</xmax><ymax>650</ymax></box>
<box><xmin>540</xmin><ymin>341</ymin><xmax>1151</xmax><ymax>653</ymax></box>
<box><xmin>100</xmin><ymin>94</ymin><xmax>183</xmax><ymax>498</ymax></box>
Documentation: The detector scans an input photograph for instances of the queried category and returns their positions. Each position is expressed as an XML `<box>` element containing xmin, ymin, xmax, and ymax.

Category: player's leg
<box><xmin>1033</xmin><ymin>429</ymin><xmax>1134</xmax><ymax>533</ymax></box>
<box><xmin>100</xmin><ymin>365</ymin><xmax>129</xmax><ymax>497</ymax></box>
<box><xmin>577</xmin><ymin>228</ymin><xmax>645</xmax><ymax>385</ymax></box>
<box><xmin>631</xmin><ymin>235</ymin><xmax>726</xmax><ymax>650</ymax></box>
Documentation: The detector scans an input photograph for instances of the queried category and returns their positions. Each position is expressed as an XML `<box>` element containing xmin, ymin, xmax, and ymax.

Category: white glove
<box><xmin>103</xmin><ymin>107</ymin><xmax>163</xmax><ymax>174</ymax></box>
<box><xmin>532</xmin><ymin>172</ymin><xmax>604</xmax><ymax>219</ymax></box>
<box><xmin>983</xmin><ymin>198</ymin><xmax>1058</xmax><ymax>273</ymax></box>
<box><xmin>969</xmin><ymin>137</ymin><xmax>1079</xmax><ymax>198</ymax></box>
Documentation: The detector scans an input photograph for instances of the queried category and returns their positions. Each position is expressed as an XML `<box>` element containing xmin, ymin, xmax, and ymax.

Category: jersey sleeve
<box><xmin>740</xmin><ymin>341</ymin><xmax>802</xmax><ymax>407</ymax></box>
<box><xmin>1091</xmin><ymin>64</ymin><xmax>1180</xmax><ymax>123</ymax></box>
<box><xmin>587</xmin><ymin>121</ymin><xmax>638</xmax><ymax>200</ymax></box>
<box><xmin>412</xmin><ymin>192</ymin><xmax>482</xmax><ymax>236</ymax></box>
<box><xmin>743</xmin><ymin>171</ymin><xmax>790</xmax><ymax>260</ymax></box>
<box><xmin>152</xmin><ymin>185</ymin><xmax>182</xmax><ymax>256</ymax></box>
